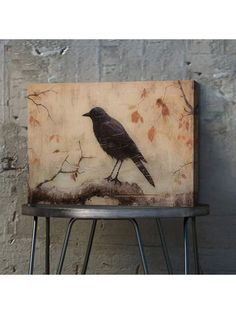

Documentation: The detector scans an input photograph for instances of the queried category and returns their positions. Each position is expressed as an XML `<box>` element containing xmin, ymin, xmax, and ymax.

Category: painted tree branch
<box><xmin>162</xmin><ymin>84</ymin><xmax>175</xmax><ymax>103</ymax></box>
<box><xmin>26</xmin><ymin>89</ymin><xmax>57</xmax><ymax>120</ymax></box>
<box><xmin>31</xmin><ymin>179</ymin><xmax>148</xmax><ymax>205</ymax></box>
<box><xmin>177</xmin><ymin>80</ymin><xmax>194</xmax><ymax>114</ymax></box>
<box><xmin>30</xmin><ymin>179</ymin><xmax>194</xmax><ymax>207</ymax></box>
<box><xmin>172</xmin><ymin>161</ymin><xmax>193</xmax><ymax>175</ymax></box>
<box><xmin>35</xmin><ymin>155</ymin><xmax>70</xmax><ymax>189</ymax></box>
<box><xmin>35</xmin><ymin>141</ymin><xmax>93</xmax><ymax>189</ymax></box>
<box><xmin>29</xmin><ymin>90</ymin><xmax>57</xmax><ymax>97</ymax></box>
<box><xmin>65</xmin><ymin>141</ymin><xmax>93</xmax><ymax>169</ymax></box>
<box><xmin>78</xmin><ymin>180</ymin><xmax>146</xmax><ymax>205</ymax></box>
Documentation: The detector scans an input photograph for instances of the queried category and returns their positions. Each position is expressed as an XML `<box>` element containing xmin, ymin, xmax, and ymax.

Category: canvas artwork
<box><xmin>27</xmin><ymin>80</ymin><xmax>197</xmax><ymax>207</ymax></box>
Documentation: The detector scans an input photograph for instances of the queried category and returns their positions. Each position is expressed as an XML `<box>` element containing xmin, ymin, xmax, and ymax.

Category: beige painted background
<box><xmin>28</xmin><ymin>80</ymin><xmax>195</xmax><ymax>206</ymax></box>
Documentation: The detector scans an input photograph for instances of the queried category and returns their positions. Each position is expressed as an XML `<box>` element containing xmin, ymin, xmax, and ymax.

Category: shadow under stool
<box><xmin>22</xmin><ymin>204</ymin><xmax>209</xmax><ymax>274</ymax></box>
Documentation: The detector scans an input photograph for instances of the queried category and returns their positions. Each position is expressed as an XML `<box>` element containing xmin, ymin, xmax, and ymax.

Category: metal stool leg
<box><xmin>57</xmin><ymin>218</ymin><xmax>77</xmax><ymax>274</ymax></box>
<box><xmin>29</xmin><ymin>216</ymin><xmax>38</xmax><ymax>274</ymax></box>
<box><xmin>45</xmin><ymin>217</ymin><xmax>50</xmax><ymax>274</ymax></box>
<box><xmin>81</xmin><ymin>219</ymin><xmax>97</xmax><ymax>274</ymax></box>
<box><xmin>191</xmin><ymin>217</ymin><xmax>201</xmax><ymax>274</ymax></box>
<box><xmin>183</xmin><ymin>217</ymin><xmax>189</xmax><ymax>274</ymax></box>
<box><xmin>156</xmin><ymin>219</ymin><xmax>173</xmax><ymax>274</ymax></box>
<box><xmin>129</xmin><ymin>219</ymin><xmax>149</xmax><ymax>274</ymax></box>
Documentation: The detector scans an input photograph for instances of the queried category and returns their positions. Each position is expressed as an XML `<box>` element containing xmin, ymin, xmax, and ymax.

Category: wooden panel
<box><xmin>27</xmin><ymin>81</ymin><xmax>197</xmax><ymax>206</ymax></box>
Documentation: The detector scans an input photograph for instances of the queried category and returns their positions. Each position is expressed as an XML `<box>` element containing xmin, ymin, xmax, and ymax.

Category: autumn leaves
<box><xmin>130</xmin><ymin>83</ymin><xmax>194</xmax><ymax>149</ymax></box>
<box><xmin>27</xmin><ymin>89</ymin><xmax>56</xmax><ymax>121</ymax></box>
<box><xmin>131</xmin><ymin>110</ymin><xmax>144</xmax><ymax>123</ymax></box>
<box><xmin>177</xmin><ymin>114</ymin><xmax>193</xmax><ymax>148</ymax></box>
<box><xmin>156</xmin><ymin>98</ymin><xmax>170</xmax><ymax>120</ymax></box>
<box><xmin>29</xmin><ymin>115</ymin><xmax>40</xmax><ymax>127</ymax></box>
<box><xmin>131</xmin><ymin>108</ymin><xmax>157</xmax><ymax>141</ymax></box>
<box><xmin>130</xmin><ymin>87</ymin><xmax>171</xmax><ymax>143</ymax></box>
<box><xmin>148</xmin><ymin>126</ymin><xmax>156</xmax><ymax>142</ymax></box>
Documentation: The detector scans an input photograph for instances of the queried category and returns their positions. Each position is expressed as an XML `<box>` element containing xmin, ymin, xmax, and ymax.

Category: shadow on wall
<box><xmin>198</xmin><ymin>83</ymin><xmax>236</xmax><ymax>214</ymax></box>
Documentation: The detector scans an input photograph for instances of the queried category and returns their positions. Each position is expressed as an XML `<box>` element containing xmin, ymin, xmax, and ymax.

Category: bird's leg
<box><xmin>111</xmin><ymin>161</ymin><xmax>123</xmax><ymax>185</ymax></box>
<box><xmin>104</xmin><ymin>160</ymin><xmax>119</xmax><ymax>181</ymax></box>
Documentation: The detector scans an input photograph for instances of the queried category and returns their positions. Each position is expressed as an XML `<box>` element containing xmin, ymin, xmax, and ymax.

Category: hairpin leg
<box><xmin>45</xmin><ymin>217</ymin><xmax>50</xmax><ymax>274</ymax></box>
<box><xmin>81</xmin><ymin>219</ymin><xmax>97</xmax><ymax>274</ymax></box>
<box><xmin>191</xmin><ymin>217</ymin><xmax>201</xmax><ymax>274</ymax></box>
<box><xmin>156</xmin><ymin>219</ymin><xmax>173</xmax><ymax>274</ymax></box>
<box><xmin>129</xmin><ymin>219</ymin><xmax>149</xmax><ymax>274</ymax></box>
<box><xmin>57</xmin><ymin>218</ymin><xmax>77</xmax><ymax>274</ymax></box>
<box><xmin>29</xmin><ymin>216</ymin><xmax>38</xmax><ymax>274</ymax></box>
<box><xmin>183</xmin><ymin>217</ymin><xmax>189</xmax><ymax>274</ymax></box>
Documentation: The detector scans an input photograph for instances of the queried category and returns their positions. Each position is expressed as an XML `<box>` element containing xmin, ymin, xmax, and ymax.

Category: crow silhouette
<box><xmin>83</xmin><ymin>107</ymin><xmax>155</xmax><ymax>187</ymax></box>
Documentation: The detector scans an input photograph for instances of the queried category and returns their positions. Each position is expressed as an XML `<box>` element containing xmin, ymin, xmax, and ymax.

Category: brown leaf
<box><xmin>185</xmin><ymin>121</ymin><xmax>189</xmax><ymax>131</ymax></box>
<box><xmin>156</xmin><ymin>98</ymin><xmax>169</xmax><ymax>119</ymax></box>
<box><xmin>186</xmin><ymin>139</ymin><xmax>193</xmax><ymax>147</ymax></box>
<box><xmin>49</xmin><ymin>134</ymin><xmax>60</xmax><ymax>142</ymax></box>
<box><xmin>131</xmin><ymin>110</ymin><xmax>144</xmax><ymax>123</ymax></box>
<box><xmin>156</xmin><ymin>98</ymin><xmax>164</xmax><ymax>107</ymax></box>
<box><xmin>181</xmin><ymin>174</ymin><xmax>187</xmax><ymax>179</ymax></box>
<box><xmin>162</xmin><ymin>104</ymin><xmax>169</xmax><ymax>117</ymax></box>
<box><xmin>179</xmin><ymin>114</ymin><xmax>184</xmax><ymax>122</ymax></box>
<box><xmin>141</xmin><ymin>88</ymin><xmax>147</xmax><ymax>99</ymax></box>
<box><xmin>53</xmin><ymin>149</ymin><xmax>60</xmax><ymax>153</ymax></box>
<box><xmin>32</xmin><ymin>158</ymin><xmax>40</xmax><ymax>166</ymax></box>
<box><xmin>148</xmin><ymin>126</ymin><xmax>156</xmax><ymax>142</ymax></box>
<box><xmin>29</xmin><ymin>116</ymin><xmax>40</xmax><ymax>127</ymax></box>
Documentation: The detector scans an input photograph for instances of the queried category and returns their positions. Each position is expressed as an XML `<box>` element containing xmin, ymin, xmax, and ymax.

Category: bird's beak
<box><xmin>82</xmin><ymin>112</ymin><xmax>90</xmax><ymax>117</ymax></box>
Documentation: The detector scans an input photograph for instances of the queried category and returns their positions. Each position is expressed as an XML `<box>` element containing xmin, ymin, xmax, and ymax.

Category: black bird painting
<box><xmin>83</xmin><ymin>107</ymin><xmax>155</xmax><ymax>187</ymax></box>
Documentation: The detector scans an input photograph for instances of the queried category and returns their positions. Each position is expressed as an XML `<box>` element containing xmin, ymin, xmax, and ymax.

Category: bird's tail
<box><xmin>132</xmin><ymin>158</ymin><xmax>155</xmax><ymax>187</ymax></box>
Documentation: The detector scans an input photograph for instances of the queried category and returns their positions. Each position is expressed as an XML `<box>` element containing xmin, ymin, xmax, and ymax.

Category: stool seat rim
<box><xmin>22</xmin><ymin>204</ymin><xmax>209</xmax><ymax>219</ymax></box>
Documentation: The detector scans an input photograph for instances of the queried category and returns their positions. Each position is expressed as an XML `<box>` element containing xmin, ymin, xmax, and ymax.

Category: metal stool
<box><xmin>22</xmin><ymin>204</ymin><xmax>209</xmax><ymax>274</ymax></box>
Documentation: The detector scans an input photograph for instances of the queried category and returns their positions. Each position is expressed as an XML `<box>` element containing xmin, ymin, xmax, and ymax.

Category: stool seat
<box><xmin>22</xmin><ymin>203</ymin><xmax>209</xmax><ymax>274</ymax></box>
<box><xmin>22</xmin><ymin>204</ymin><xmax>209</xmax><ymax>219</ymax></box>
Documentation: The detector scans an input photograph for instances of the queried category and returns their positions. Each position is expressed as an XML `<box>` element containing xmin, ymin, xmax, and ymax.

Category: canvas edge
<box><xmin>193</xmin><ymin>80</ymin><xmax>199</xmax><ymax>206</ymax></box>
